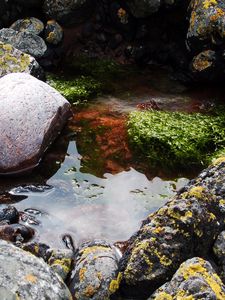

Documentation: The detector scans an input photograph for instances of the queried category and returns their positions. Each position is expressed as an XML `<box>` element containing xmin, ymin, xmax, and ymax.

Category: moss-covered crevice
<box><xmin>127</xmin><ymin>109</ymin><xmax>225</xmax><ymax>171</ymax></box>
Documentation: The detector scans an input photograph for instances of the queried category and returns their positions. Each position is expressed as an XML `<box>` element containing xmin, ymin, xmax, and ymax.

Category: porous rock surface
<box><xmin>119</xmin><ymin>157</ymin><xmax>225</xmax><ymax>298</ymax></box>
<box><xmin>0</xmin><ymin>73</ymin><xmax>71</xmax><ymax>175</ymax></box>
<box><xmin>149</xmin><ymin>257</ymin><xmax>225</xmax><ymax>299</ymax></box>
<box><xmin>0</xmin><ymin>239</ymin><xmax>72</xmax><ymax>300</ymax></box>
<box><xmin>70</xmin><ymin>240</ymin><xmax>120</xmax><ymax>300</ymax></box>
<box><xmin>0</xmin><ymin>42</ymin><xmax>44</xmax><ymax>79</ymax></box>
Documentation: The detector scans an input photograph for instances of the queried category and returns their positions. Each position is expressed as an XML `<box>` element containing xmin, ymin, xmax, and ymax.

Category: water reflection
<box><xmin>10</xmin><ymin>141</ymin><xmax>188</xmax><ymax>248</ymax></box>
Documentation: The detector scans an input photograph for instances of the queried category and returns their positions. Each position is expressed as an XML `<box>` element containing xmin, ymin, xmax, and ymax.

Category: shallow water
<box><xmin>1</xmin><ymin>65</ymin><xmax>225</xmax><ymax>249</ymax></box>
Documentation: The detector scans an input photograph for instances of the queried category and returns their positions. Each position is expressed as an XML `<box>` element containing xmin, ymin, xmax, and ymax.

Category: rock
<box><xmin>43</xmin><ymin>0</ymin><xmax>94</xmax><ymax>26</ymax></box>
<box><xmin>213</xmin><ymin>231</ymin><xmax>225</xmax><ymax>282</ymax></box>
<box><xmin>0</xmin><ymin>224</ymin><xmax>35</xmax><ymax>243</ymax></box>
<box><xmin>69</xmin><ymin>240</ymin><xmax>120</xmax><ymax>300</ymax></box>
<box><xmin>44</xmin><ymin>20</ymin><xmax>63</xmax><ymax>45</ymax></box>
<box><xmin>21</xmin><ymin>242</ymin><xmax>50</xmax><ymax>261</ymax></box>
<box><xmin>119</xmin><ymin>158</ymin><xmax>225</xmax><ymax>298</ymax></box>
<box><xmin>47</xmin><ymin>248</ymin><xmax>73</xmax><ymax>281</ymax></box>
<box><xmin>10</xmin><ymin>17</ymin><xmax>44</xmax><ymax>35</ymax></box>
<box><xmin>126</xmin><ymin>0</ymin><xmax>161</xmax><ymax>18</ymax></box>
<box><xmin>0</xmin><ymin>28</ymin><xmax>47</xmax><ymax>59</ymax></box>
<box><xmin>0</xmin><ymin>239</ymin><xmax>72</xmax><ymax>299</ymax></box>
<box><xmin>14</xmin><ymin>0</ymin><xmax>43</xmax><ymax>8</ymax></box>
<box><xmin>0</xmin><ymin>42</ymin><xmax>44</xmax><ymax>80</ymax></box>
<box><xmin>0</xmin><ymin>73</ymin><xmax>71</xmax><ymax>175</ymax></box>
<box><xmin>149</xmin><ymin>257</ymin><xmax>225</xmax><ymax>299</ymax></box>
<box><xmin>0</xmin><ymin>206</ymin><xmax>19</xmax><ymax>224</ymax></box>
<box><xmin>187</xmin><ymin>0</ymin><xmax>225</xmax><ymax>52</ymax></box>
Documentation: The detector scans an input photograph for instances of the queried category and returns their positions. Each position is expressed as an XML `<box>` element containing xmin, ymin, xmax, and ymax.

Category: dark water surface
<box><xmin>0</xmin><ymin>66</ymin><xmax>225</xmax><ymax>248</ymax></box>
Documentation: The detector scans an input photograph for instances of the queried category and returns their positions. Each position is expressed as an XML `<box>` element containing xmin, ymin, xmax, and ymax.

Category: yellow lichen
<box><xmin>79</xmin><ymin>267</ymin><xmax>87</xmax><ymax>282</ymax></box>
<box><xmin>24</xmin><ymin>274</ymin><xmax>37</xmax><ymax>284</ymax></box>
<box><xmin>213</xmin><ymin>156</ymin><xmax>225</xmax><ymax>166</ymax></box>
<box><xmin>109</xmin><ymin>272</ymin><xmax>122</xmax><ymax>294</ymax></box>
<box><xmin>203</xmin><ymin>0</ymin><xmax>217</xmax><ymax>9</ymax></box>
<box><xmin>188</xmin><ymin>186</ymin><xmax>205</xmax><ymax>199</ymax></box>
<box><xmin>81</xmin><ymin>245</ymin><xmax>109</xmax><ymax>257</ymax></box>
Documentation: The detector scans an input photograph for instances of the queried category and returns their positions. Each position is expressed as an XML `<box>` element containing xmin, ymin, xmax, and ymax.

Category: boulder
<box><xmin>10</xmin><ymin>17</ymin><xmax>44</xmax><ymax>35</ymax></box>
<box><xmin>0</xmin><ymin>73</ymin><xmax>71</xmax><ymax>175</ymax></box>
<box><xmin>69</xmin><ymin>240</ymin><xmax>120</xmax><ymax>300</ymax></box>
<box><xmin>149</xmin><ymin>257</ymin><xmax>225</xmax><ymax>299</ymax></box>
<box><xmin>44</xmin><ymin>20</ymin><xmax>63</xmax><ymax>45</ymax></box>
<box><xmin>0</xmin><ymin>42</ymin><xmax>44</xmax><ymax>80</ymax></box>
<box><xmin>43</xmin><ymin>0</ymin><xmax>94</xmax><ymax>26</ymax></box>
<box><xmin>0</xmin><ymin>28</ymin><xmax>47</xmax><ymax>59</ymax></box>
<box><xmin>187</xmin><ymin>0</ymin><xmax>225</xmax><ymax>52</ymax></box>
<box><xmin>0</xmin><ymin>239</ymin><xmax>72</xmax><ymax>299</ymax></box>
<box><xmin>119</xmin><ymin>158</ymin><xmax>225</xmax><ymax>298</ymax></box>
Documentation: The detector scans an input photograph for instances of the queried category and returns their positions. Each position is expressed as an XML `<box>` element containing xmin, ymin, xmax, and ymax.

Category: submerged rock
<box><xmin>0</xmin><ymin>73</ymin><xmax>71</xmax><ymax>175</ymax></box>
<box><xmin>119</xmin><ymin>158</ymin><xmax>225</xmax><ymax>298</ymax></box>
<box><xmin>70</xmin><ymin>240</ymin><xmax>120</xmax><ymax>300</ymax></box>
<box><xmin>0</xmin><ymin>224</ymin><xmax>35</xmax><ymax>243</ymax></box>
<box><xmin>0</xmin><ymin>28</ymin><xmax>47</xmax><ymax>59</ymax></box>
<box><xmin>10</xmin><ymin>17</ymin><xmax>44</xmax><ymax>35</ymax></box>
<box><xmin>0</xmin><ymin>239</ymin><xmax>72</xmax><ymax>299</ymax></box>
<box><xmin>0</xmin><ymin>42</ymin><xmax>44</xmax><ymax>80</ymax></box>
<box><xmin>149</xmin><ymin>257</ymin><xmax>225</xmax><ymax>299</ymax></box>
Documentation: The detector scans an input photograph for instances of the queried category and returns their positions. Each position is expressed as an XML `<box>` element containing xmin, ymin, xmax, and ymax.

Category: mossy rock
<box><xmin>127</xmin><ymin>109</ymin><xmax>225</xmax><ymax>170</ymax></box>
<box><xmin>47</xmin><ymin>73</ymin><xmax>102</xmax><ymax>104</ymax></box>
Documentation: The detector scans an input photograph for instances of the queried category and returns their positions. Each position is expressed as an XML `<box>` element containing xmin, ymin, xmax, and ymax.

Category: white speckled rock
<box><xmin>0</xmin><ymin>73</ymin><xmax>71</xmax><ymax>175</ymax></box>
<box><xmin>0</xmin><ymin>240</ymin><xmax>72</xmax><ymax>300</ymax></box>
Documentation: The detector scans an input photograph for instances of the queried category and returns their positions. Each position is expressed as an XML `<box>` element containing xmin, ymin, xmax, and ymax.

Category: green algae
<box><xmin>127</xmin><ymin>109</ymin><xmax>225</xmax><ymax>170</ymax></box>
<box><xmin>47</xmin><ymin>73</ymin><xmax>102</xmax><ymax>104</ymax></box>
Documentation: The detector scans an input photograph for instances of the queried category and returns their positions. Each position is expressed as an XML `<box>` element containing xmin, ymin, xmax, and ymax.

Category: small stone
<box><xmin>44</xmin><ymin>20</ymin><xmax>63</xmax><ymax>45</ymax></box>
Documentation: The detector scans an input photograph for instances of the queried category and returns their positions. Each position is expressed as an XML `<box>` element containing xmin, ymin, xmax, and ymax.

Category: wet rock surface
<box><xmin>0</xmin><ymin>206</ymin><xmax>19</xmax><ymax>224</ymax></box>
<box><xmin>69</xmin><ymin>240</ymin><xmax>120</xmax><ymax>300</ymax></box>
<box><xmin>0</xmin><ymin>42</ymin><xmax>44</xmax><ymax>79</ymax></box>
<box><xmin>0</xmin><ymin>28</ymin><xmax>47</xmax><ymax>59</ymax></box>
<box><xmin>0</xmin><ymin>224</ymin><xmax>35</xmax><ymax>243</ymax></box>
<box><xmin>149</xmin><ymin>257</ymin><xmax>225</xmax><ymax>299</ymax></box>
<box><xmin>0</xmin><ymin>239</ymin><xmax>72</xmax><ymax>299</ymax></box>
<box><xmin>0</xmin><ymin>73</ymin><xmax>71</xmax><ymax>175</ymax></box>
<box><xmin>119</xmin><ymin>158</ymin><xmax>225</xmax><ymax>298</ymax></box>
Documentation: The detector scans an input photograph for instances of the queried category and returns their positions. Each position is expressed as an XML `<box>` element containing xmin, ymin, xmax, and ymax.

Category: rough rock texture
<box><xmin>149</xmin><ymin>257</ymin><xmax>225</xmax><ymax>299</ymax></box>
<box><xmin>126</xmin><ymin>0</ymin><xmax>161</xmax><ymax>18</ymax></box>
<box><xmin>43</xmin><ymin>0</ymin><xmax>94</xmax><ymax>25</ymax></box>
<box><xmin>0</xmin><ymin>206</ymin><xmax>19</xmax><ymax>224</ymax></box>
<box><xmin>119</xmin><ymin>158</ymin><xmax>225</xmax><ymax>298</ymax></box>
<box><xmin>44</xmin><ymin>20</ymin><xmax>63</xmax><ymax>45</ymax></box>
<box><xmin>0</xmin><ymin>42</ymin><xmax>44</xmax><ymax>79</ymax></box>
<box><xmin>70</xmin><ymin>240</ymin><xmax>120</xmax><ymax>300</ymax></box>
<box><xmin>48</xmin><ymin>248</ymin><xmax>73</xmax><ymax>281</ymax></box>
<box><xmin>0</xmin><ymin>28</ymin><xmax>47</xmax><ymax>59</ymax></box>
<box><xmin>187</xmin><ymin>0</ymin><xmax>225</xmax><ymax>52</ymax></box>
<box><xmin>10</xmin><ymin>17</ymin><xmax>44</xmax><ymax>35</ymax></box>
<box><xmin>0</xmin><ymin>73</ymin><xmax>71</xmax><ymax>175</ymax></box>
<box><xmin>0</xmin><ymin>224</ymin><xmax>35</xmax><ymax>243</ymax></box>
<box><xmin>213</xmin><ymin>231</ymin><xmax>225</xmax><ymax>283</ymax></box>
<box><xmin>0</xmin><ymin>239</ymin><xmax>72</xmax><ymax>299</ymax></box>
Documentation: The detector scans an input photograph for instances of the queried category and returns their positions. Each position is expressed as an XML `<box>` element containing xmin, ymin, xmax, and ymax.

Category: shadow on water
<box><xmin>1</xmin><ymin>65</ymin><xmax>225</xmax><ymax>248</ymax></box>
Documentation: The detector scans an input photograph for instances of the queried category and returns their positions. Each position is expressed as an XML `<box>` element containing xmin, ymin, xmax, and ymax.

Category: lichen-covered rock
<box><xmin>70</xmin><ymin>240</ymin><xmax>120</xmax><ymax>300</ymax></box>
<box><xmin>44</xmin><ymin>20</ymin><xmax>63</xmax><ymax>45</ymax></box>
<box><xmin>119</xmin><ymin>158</ymin><xmax>225</xmax><ymax>298</ymax></box>
<box><xmin>0</xmin><ymin>73</ymin><xmax>71</xmax><ymax>175</ymax></box>
<box><xmin>0</xmin><ymin>42</ymin><xmax>44</xmax><ymax>80</ymax></box>
<box><xmin>149</xmin><ymin>257</ymin><xmax>225</xmax><ymax>299</ymax></box>
<box><xmin>43</xmin><ymin>0</ymin><xmax>94</xmax><ymax>25</ymax></box>
<box><xmin>10</xmin><ymin>17</ymin><xmax>44</xmax><ymax>35</ymax></box>
<box><xmin>213</xmin><ymin>231</ymin><xmax>225</xmax><ymax>283</ymax></box>
<box><xmin>0</xmin><ymin>28</ymin><xmax>47</xmax><ymax>59</ymax></box>
<box><xmin>0</xmin><ymin>239</ymin><xmax>72</xmax><ymax>299</ymax></box>
<box><xmin>47</xmin><ymin>248</ymin><xmax>73</xmax><ymax>281</ymax></box>
<box><xmin>126</xmin><ymin>0</ymin><xmax>161</xmax><ymax>18</ymax></box>
<box><xmin>187</xmin><ymin>0</ymin><xmax>225</xmax><ymax>51</ymax></box>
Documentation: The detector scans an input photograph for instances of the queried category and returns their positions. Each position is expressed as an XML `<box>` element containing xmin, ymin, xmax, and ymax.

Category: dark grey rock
<box><xmin>10</xmin><ymin>17</ymin><xmax>44</xmax><ymax>35</ymax></box>
<box><xmin>0</xmin><ymin>73</ymin><xmax>71</xmax><ymax>175</ymax></box>
<box><xmin>44</xmin><ymin>20</ymin><xmax>63</xmax><ymax>45</ymax></box>
<box><xmin>126</xmin><ymin>0</ymin><xmax>161</xmax><ymax>18</ymax></box>
<box><xmin>0</xmin><ymin>239</ymin><xmax>72</xmax><ymax>299</ymax></box>
<box><xmin>149</xmin><ymin>257</ymin><xmax>225</xmax><ymax>299</ymax></box>
<box><xmin>70</xmin><ymin>240</ymin><xmax>120</xmax><ymax>300</ymax></box>
<box><xmin>0</xmin><ymin>28</ymin><xmax>47</xmax><ymax>59</ymax></box>
<box><xmin>0</xmin><ymin>206</ymin><xmax>19</xmax><ymax>224</ymax></box>
<box><xmin>0</xmin><ymin>42</ymin><xmax>44</xmax><ymax>80</ymax></box>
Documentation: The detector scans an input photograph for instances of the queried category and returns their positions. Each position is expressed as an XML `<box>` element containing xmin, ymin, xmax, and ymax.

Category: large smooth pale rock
<box><xmin>0</xmin><ymin>239</ymin><xmax>72</xmax><ymax>300</ymax></box>
<box><xmin>0</xmin><ymin>42</ymin><xmax>44</xmax><ymax>80</ymax></box>
<box><xmin>0</xmin><ymin>73</ymin><xmax>71</xmax><ymax>175</ymax></box>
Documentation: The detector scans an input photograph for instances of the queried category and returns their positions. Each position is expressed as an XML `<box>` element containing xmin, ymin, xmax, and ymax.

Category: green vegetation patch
<box><xmin>47</xmin><ymin>74</ymin><xmax>102</xmax><ymax>104</ymax></box>
<box><xmin>127</xmin><ymin>110</ymin><xmax>225</xmax><ymax>170</ymax></box>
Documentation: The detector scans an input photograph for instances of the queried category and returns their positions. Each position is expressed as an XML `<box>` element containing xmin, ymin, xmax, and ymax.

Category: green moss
<box><xmin>47</xmin><ymin>73</ymin><xmax>102</xmax><ymax>105</ymax></box>
<box><xmin>127</xmin><ymin>110</ymin><xmax>225</xmax><ymax>170</ymax></box>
